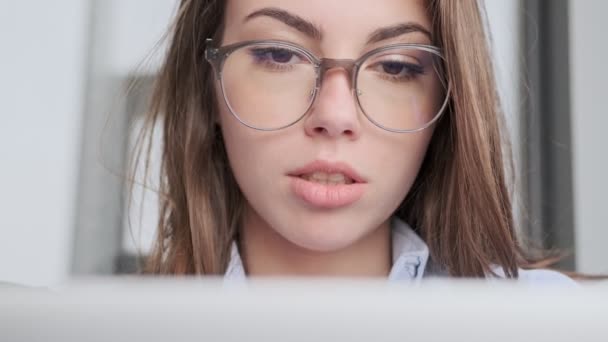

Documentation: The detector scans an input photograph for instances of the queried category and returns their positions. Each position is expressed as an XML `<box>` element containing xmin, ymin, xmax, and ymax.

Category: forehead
<box><xmin>223</xmin><ymin>0</ymin><xmax>432</xmax><ymax>43</ymax></box>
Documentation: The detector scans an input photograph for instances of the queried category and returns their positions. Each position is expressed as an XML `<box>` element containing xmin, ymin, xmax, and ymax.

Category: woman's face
<box><xmin>217</xmin><ymin>0</ymin><xmax>438</xmax><ymax>252</ymax></box>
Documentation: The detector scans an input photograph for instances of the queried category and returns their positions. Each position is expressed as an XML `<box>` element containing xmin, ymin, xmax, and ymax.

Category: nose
<box><xmin>303</xmin><ymin>68</ymin><xmax>361</xmax><ymax>140</ymax></box>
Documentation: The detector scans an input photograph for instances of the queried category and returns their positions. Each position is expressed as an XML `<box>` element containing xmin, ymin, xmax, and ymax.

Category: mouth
<box><xmin>298</xmin><ymin>172</ymin><xmax>356</xmax><ymax>185</ymax></box>
<box><xmin>288</xmin><ymin>160</ymin><xmax>366</xmax><ymax>185</ymax></box>
<box><xmin>287</xmin><ymin>160</ymin><xmax>367</xmax><ymax>209</ymax></box>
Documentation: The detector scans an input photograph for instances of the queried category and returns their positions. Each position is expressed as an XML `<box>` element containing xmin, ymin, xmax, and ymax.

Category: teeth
<box><xmin>301</xmin><ymin>172</ymin><xmax>354</xmax><ymax>185</ymax></box>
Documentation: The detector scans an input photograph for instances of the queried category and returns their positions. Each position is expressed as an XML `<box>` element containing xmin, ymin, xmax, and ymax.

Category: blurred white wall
<box><xmin>570</xmin><ymin>1</ymin><xmax>608</xmax><ymax>274</ymax></box>
<box><xmin>94</xmin><ymin>0</ymin><xmax>177</xmax><ymax>257</ymax></box>
<box><xmin>71</xmin><ymin>0</ymin><xmax>177</xmax><ymax>275</ymax></box>
<box><xmin>0</xmin><ymin>1</ymin><xmax>176</xmax><ymax>287</ymax></box>
<box><xmin>485</xmin><ymin>0</ymin><xmax>521</xmax><ymax>148</ymax></box>
<box><xmin>103</xmin><ymin>0</ymin><xmax>177</xmax><ymax>76</ymax></box>
<box><xmin>0</xmin><ymin>2</ymin><xmax>89</xmax><ymax>286</ymax></box>
<box><xmin>484</xmin><ymin>0</ymin><xmax>523</xmax><ymax>228</ymax></box>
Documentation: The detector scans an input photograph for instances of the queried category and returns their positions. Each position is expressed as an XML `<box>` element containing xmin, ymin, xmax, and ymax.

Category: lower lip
<box><xmin>289</xmin><ymin>176</ymin><xmax>366</xmax><ymax>209</ymax></box>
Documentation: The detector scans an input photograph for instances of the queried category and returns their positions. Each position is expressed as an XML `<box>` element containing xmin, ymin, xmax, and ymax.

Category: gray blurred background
<box><xmin>0</xmin><ymin>0</ymin><xmax>605</xmax><ymax>287</ymax></box>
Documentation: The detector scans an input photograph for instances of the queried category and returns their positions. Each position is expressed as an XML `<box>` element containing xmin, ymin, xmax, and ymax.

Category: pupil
<box><xmin>382</xmin><ymin>62</ymin><xmax>404</xmax><ymax>75</ymax></box>
<box><xmin>272</xmin><ymin>50</ymin><xmax>292</xmax><ymax>63</ymax></box>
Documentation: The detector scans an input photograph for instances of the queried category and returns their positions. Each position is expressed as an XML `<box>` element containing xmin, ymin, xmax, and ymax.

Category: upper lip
<box><xmin>288</xmin><ymin>160</ymin><xmax>367</xmax><ymax>183</ymax></box>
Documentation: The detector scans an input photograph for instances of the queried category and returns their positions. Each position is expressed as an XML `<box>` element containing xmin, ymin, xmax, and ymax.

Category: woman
<box><xmin>136</xmin><ymin>0</ymin><xmax>573</xmax><ymax>283</ymax></box>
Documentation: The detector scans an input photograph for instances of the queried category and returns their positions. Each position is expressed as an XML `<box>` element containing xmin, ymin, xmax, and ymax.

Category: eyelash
<box><xmin>370</xmin><ymin>60</ymin><xmax>425</xmax><ymax>82</ymax></box>
<box><xmin>383</xmin><ymin>62</ymin><xmax>425</xmax><ymax>81</ymax></box>
<box><xmin>248</xmin><ymin>47</ymin><xmax>306</xmax><ymax>71</ymax></box>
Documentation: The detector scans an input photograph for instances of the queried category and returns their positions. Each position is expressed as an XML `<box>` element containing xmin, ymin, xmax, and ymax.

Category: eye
<box><xmin>363</xmin><ymin>50</ymin><xmax>427</xmax><ymax>82</ymax></box>
<box><xmin>250</xmin><ymin>47</ymin><xmax>306</xmax><ymax>65</ymax></box>
<box><xmin>382</xmin><ymin>61</ymin><xmax>411</xmax><ymax>75</ymax></box>
<box><xmin>373</xmin><ymin>60</ymin><xmax>424</xmax><ymax>80</ymax></box>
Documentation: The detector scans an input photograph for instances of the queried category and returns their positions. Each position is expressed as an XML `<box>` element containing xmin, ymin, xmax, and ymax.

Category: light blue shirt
<box><xmin>224</xmin><ymin>217</ymin><xmax>577</xmax><ymax>285</ymax></box>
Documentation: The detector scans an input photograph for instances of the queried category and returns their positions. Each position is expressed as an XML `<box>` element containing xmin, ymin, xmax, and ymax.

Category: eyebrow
<box><xmin>244</xmin><ymin>7</ymin><xmax>432</xmax><ymax>45</ymax></box>
<box><xmin>366</xmin><ymin>23</ymin><xmax>432</xmax><ymax>45</ymax></box>
<box><xmin>244</xmin><ymin>7</ymin><xmax>323</xmax><ymax>40</ymax></box>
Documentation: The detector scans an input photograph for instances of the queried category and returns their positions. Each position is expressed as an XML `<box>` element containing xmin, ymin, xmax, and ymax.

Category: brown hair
<box><xmin>136</xmin><ymin>0</ymin><xmax>545</xmax><ymax>277</ymax></box>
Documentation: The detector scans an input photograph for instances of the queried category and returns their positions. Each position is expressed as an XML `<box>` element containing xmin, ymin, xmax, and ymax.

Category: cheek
<box><xmin>218</xmin><ymin>103</ymin><xmax>286</xmax><ymax>195</ymax></box>
<box><xmin>370</xmin><ymin>128</ymin><xmax>434</xmax><ymax>204</ymax></box>
<box><xmin>219</xmin><ymin>109</ymin><xmax>260</xmax><ymax>182</ymax></box>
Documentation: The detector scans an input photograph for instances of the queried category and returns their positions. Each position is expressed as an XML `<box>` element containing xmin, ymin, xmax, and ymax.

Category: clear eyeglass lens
<box><xmin>219</xmin><ymin>43</ymin><xmax>447</xmax><ymax>131</ymax></box>
<box><xmin>356</xmin><ymin>47</ymin><xmax>447</xmax><ymax>131</ymax></box>
<box><xmin>220</xmin><ymin>43</ymin><xmax>316</xmax><ymax>130</ymax></box>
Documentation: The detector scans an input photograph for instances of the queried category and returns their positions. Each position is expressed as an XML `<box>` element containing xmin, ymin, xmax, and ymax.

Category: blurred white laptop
<box><xmin>1</xmin><ymin>278</ymin><xmax>607</xmax><ymax>342</ymax></box>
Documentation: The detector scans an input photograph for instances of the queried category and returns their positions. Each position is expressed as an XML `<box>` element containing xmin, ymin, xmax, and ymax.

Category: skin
<box><xmin>217</xmin><ymin>0</ymin><xmax>438</xmax><ymax>277</ymax></box>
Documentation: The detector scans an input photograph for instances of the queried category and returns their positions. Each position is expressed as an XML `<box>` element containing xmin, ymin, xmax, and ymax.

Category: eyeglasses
<box><xmin>205</xmin><ymin>39</ymin><xmax>450</xmax><ymax>133</ymax></box>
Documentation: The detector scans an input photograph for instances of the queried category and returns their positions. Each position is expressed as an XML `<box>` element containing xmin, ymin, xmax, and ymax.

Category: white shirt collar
<box><xmin>223</xmin><ymin>217</ymin><xmax>430</xmax><ymax>283</ymax></box>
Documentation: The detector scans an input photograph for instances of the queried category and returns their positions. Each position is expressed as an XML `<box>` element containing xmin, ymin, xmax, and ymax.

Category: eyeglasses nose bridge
<box><xmin>316</xmin><ymin>58</ymin><xmax>358</xmax><ymax>91</ymax></box>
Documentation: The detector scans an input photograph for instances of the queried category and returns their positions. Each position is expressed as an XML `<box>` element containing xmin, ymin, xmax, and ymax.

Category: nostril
<box><xmin>311</xmin><ymin>126</ymin><xmax>355</xmax><ymax>137</ymax></box>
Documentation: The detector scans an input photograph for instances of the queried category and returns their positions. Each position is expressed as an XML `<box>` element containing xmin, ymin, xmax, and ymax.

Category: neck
<box><xmin>239</xmin><ymin>209</ymin><xmax>392</xmax><ymax>278</ymax></box>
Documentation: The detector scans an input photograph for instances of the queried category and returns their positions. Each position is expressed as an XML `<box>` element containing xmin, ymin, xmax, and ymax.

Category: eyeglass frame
<box><xmin>204</xmin><ymin>38</ymin><xmax>451</xmax><ymax>133</ymax></box>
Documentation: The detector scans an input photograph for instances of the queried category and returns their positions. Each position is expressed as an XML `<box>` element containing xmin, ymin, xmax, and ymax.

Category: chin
<box><xmin>272</xmin><ymin>214</ymin><xmax>375</xmax><ymax>253</ymax></box>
